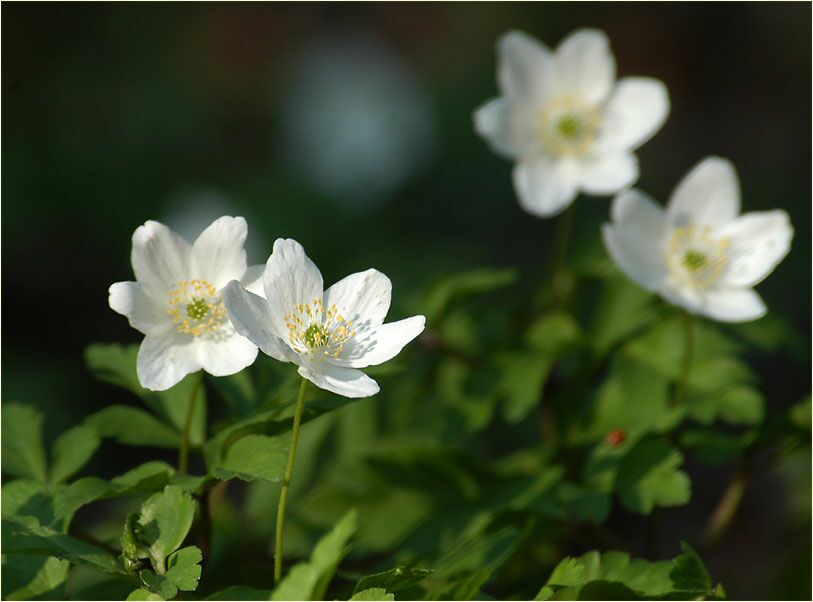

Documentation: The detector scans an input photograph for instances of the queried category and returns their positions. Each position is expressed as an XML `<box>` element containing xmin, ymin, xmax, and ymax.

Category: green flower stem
<box><xmin>670</xmin><ymin>311</ymin><xmax>695</xmax><ymax>407</ymax></box>
<box><xmin>548</xmin><ymin>204</ymin><xmax>575</xmax><ymax>310</ymax></box>
<box><xmin>178</xmin><ymin>372</ymin><xmax>204</xmax><ymax>474</ymax></box>
<box><xmin>274</xmin><ymin>377</ymin><xmax>309</xmax><ymax>584</ymax></box>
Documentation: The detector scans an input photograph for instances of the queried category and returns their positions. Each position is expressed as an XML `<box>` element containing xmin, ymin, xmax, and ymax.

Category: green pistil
<box><xmin>683</xmin><ymin>250</ymin><xmax>708</xmax><ymax>272</ymax></box>
<box><xmin>186</xmin><ymin>298</ymin><xmax>209</xmax><ymax>320</ymax></box>
<box><xmin>557</xmin><ymin>115</ymin><xmax>582</xmax><ymax>139</ymax></box>
<box><xmin>304</xmin><ymin>323</ymin><xmax>328</xmax><ymax>350</ymax></box>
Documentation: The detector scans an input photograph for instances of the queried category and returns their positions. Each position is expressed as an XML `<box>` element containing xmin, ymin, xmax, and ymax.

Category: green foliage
<box><xmin>136</xmin><ymin>486</ymin><xmax>197</xmax><ymax>574</ymax></box>
<box><xmin>2</xmin><ymin>404</ymin><xmax>48</xmax><ymax>482</ymax></box>
<box><xmin>349</xmin><ymin>588</ymin><xmax>394</xmax><ymax>601</ymax></box>
<box><xmin>85</xmin><ymin>344</ymin><xmax>206</xmax><ymax>446</ymax></box>
<box><xmin>85</xmin><ymin>406</ymin><xmax>181</xmax><ymax>448</ymax></box>
<box><xmin>616</xmin><ymin>439</ymin><xmax>691</xmax><ymax>514</ymax></box>
<box><xmin>209</xmin><ymin>434</ymin><xmax>287</xmax><ymax>482</ymax></box>
<box><xmin>535</xmin><ymin>544</ymin><xmax>723</xmax><ymax>600</ymax></box>
<box><xmin>50</xmin><ymin>425</ymin><xmax>101</xmax><ymax>485</ymax></box>
<box><xmin>271</xmin><ymin>510</ymin><xmax>358</xmax><ymax>601</ymax></box>
<box><xmin>353</xmin><ymin>566</ymin><xmax>434</xmax><ymax>595</ymax></box>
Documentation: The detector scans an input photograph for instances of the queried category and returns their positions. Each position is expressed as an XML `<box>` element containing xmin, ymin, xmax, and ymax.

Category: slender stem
<box><xmin>670</xmin><ymin>311</ymin><xmax>695</xmax><ymax>407</ymax></box>
<box><xmin>178</xmin><ymin>372</ymin><xmax>204</xmax><ymax>474</ymax></box>
<box><xmin>274</xmin><ymin>377</ymin><xmax>309</xmax><ymax>584</ymax></box>
<box><xmin>702</xmin><ymin>459</ymin><xmax>748</xmax><ymax>553</ymax></box>
<box><xmin>548</xmin><ymin>204</ymin><xmax>575</xmax><ymax>310</ymax></box>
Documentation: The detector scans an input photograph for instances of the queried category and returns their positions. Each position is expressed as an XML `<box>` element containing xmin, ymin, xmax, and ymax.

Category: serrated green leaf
<box><xmin>2</xmin><ymin>404</ymin><xmax>47</xmax><ymax>482</ymax></box>
<box><xmin>497</xmin><ymin>352</ymin><xmax>552</xmax><ymax>423</ymax></box>
<box><xmin>354</xmin><ymin>566</ymin><xmax>434</xmax><ymax>595</ymax></box>
<box><xmin>165</xmin><ymin>546</ymin><xmax>202</xmax><ymax>591</ymax></box>
<box><xmin>1</xmin><ymin>480</ymin><xmax>53</xmax><ymax>524</ymax></box>
<box><xmin>127</xmin><ymin>588</ymin><xmax>164</xmax><ymax>601</ymax></box>
<box><xmin>272</xmin><ymin>510</ymin><xmax>358</xmax><ymax>601</ymax></box>
<box><xmin>52</xmin><ymin>477</ymin><xmax>109</xmax><ymax>520</ymax></box>
<box><xmin>669</xmin><ymin>542</ymin><xmax>711</xmax><ymax>592</ymax></box>
<box><xmin>1</xmin><ymin>555</ymin><xmax>69</xmax><ymax>601</ymax></box>
<box><xmin>49</xmin><ymin>425</ymin><xmax>101</xmax><ymax>485</ymax></box>
<box><xmin>111</xmin><ymin>462</ymin><xmax>175</xmax><ymax>495</ymax></box>
<box><xmin>138</xmin><ymin>486</ymin><xmax>196</xmax><ymax>572</ymax></box>
<box><xmin>85</xmin><ymin>406</ymin><xmax>181</xmax><ymax>448</ymax></box>
<box><xmin>616</xmin><ymin>440</ymin><xmax>691</xmax><ymax>514</ymax></box>
<box><xmin>210</xmin><ymin>434</ymin><xmax>287</xmax><ymax>482</ymax></box>
<box><xmin>2</xmin><ymin>516</ymin><xmax>125</xmax><ymax>575</ymax></box>
<box><xmin>349</xmin><ymin>588</ymin><xmax>394</xmax><ymax>601</ymax></box>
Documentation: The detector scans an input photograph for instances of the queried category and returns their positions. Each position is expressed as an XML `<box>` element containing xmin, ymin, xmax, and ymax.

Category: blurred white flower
<box><xmin>279</xmin><ymin>32</ymin><xmax>436</xmax><ymax>206</ymax></box>
<box><xmin>474</xmin><ymin>29</ymin><xmax>670</xmax><ymax>217</ymax></box>
<box><xmin>109</xmin><ymin>216</ymin><xmax>264</xmax><ymax>391</ymax></box>
<box><xmin>602</xmin><ymin>157</ymin><xmax>793</xmax><ymax>322</ymax></box>
<box><xmin>223</xmin><ymin>238</ymin><xmax>425</xmax><ymax>398</ymax></box>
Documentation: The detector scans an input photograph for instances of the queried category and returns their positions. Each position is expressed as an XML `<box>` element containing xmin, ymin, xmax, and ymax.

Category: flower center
<box><xmin>168</xmin><ymin>279</ymin><xmax>227</xmax><ymax>336</ymax></box>
<box><xmin>667</xmin><ymin>226</ymin><xmax>730</xmax><ymax>289</ymax></box>
<box><xmin>537</xmin><ymin>97</ymin><xmax>601</xmax><ymax>157</ymax></box>
<box><xmin>284</xmin><ymin>297</ymin><xmax>356</xmax><ymax>361</ymax></box>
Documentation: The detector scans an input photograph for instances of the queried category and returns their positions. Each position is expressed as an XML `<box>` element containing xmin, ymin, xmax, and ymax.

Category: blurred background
<box><xmin>3</xmin><ymin>3</ymin><xmax>810</xmax><ymax>600</ymax></box>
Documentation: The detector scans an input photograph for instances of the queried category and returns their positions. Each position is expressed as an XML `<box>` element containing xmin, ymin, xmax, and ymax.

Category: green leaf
<box><xmin>2</xmin><ymin>480</ymin><xmax>54</xmax><ymax>525</ymax></box>
<box><xmin>206</xmin><ymin>586</ymin><xmax>273</xmax><ymax>600</ymax></box>
<box><xmin>680</xmin><ymin>429</ymin><xmax>753</xmax><ymax>466</ymax></box>
<box><xmin>52</xmin><ymin>478</ymin><xmax>109</xmax><ymax>520</ymax></box>
<box><xmin>2</xmin><ymin>404</ymin><xmax>47</xmax><ymax>482</ymax></box>
<box><xmin>354</xmin><ymin>566</ymin><xmax>434</xmax><ymax>595</ymax></box>
<box><xmin>590</xmin><ymin>273</ymin><xmax>657</xmax><ymax>353</ymax></box>
<box><xmin>616</xmin><ymin>439</ymin><xmax>691</xmax><ymax>514</ymax></box>
<box><xmin>140</xmin><ymin>546</ymin><xmax>202</xmax><ymax>599</ymax></box>
<box><xmin>525</xmin><ymin>311</ymin><xmax>582</xmax><ymax>353</ymax></box>
<box><xmin>126</xmin><ymin>588</ymin><xmax>164</xmax><ymax>601</ymax></box>
<box><xmin>272</xmin><ymin>509</ymin><xmax>358</xmax><ymax>601</ymax></box>
<box><xmin>669</xmin><ymin>542</ymin><xmax>711</xmax><ymax>592</ymax></box>
<box><xmin>111</xmin><ymin>462</ymin><xmax>175</xmax><ymax>495</ymax></box>
<box><xmin>137</xmin><ymin>486</ymin><xmax>196</xmax><ymax>572</ymax></box>
<box><xmin>85</xmin><ymin>406</ymin><xmax>181</xmax><ymax>448</ymax></box>
<box><xmin>423</xmin><ymin>268</ymin><xmax>517</xmax><ymax>319</ymax></box>
<box><xmin>1</xmin><ymin>555</ymin><xmax>69</xmax><ymax>601</ymax></box>
<box><xmin>50</xmin><ymin>425</ymin><xmax>101</xmax><ymax>485</ymax></box>
<box><xmin>85</xmin><ymin>344</ymin><xmax>206</xmax><ymax>445</ymax></box>
<box><xmin>209</xmin><ymin>434</ymin><xmax>287</xmax><ymax>482</ymax></box>
<box><xmin>2</xmin><ymin>516</ymin><xmax>125</xmax><ymax>575</ymax></box>
<box><xmin>349</xmin><ymin>588</ymin><xmax>394</xmax><ymax>601</ymax></box>
<box><xmin>535</xmin><ymin>547</ymin><xmax>720</xmax><ymax>600</ymax></box>
<box><xmin>497</xmin><ymin>352</ymin><xmax>553</xmax><ymax>423</ymax></box>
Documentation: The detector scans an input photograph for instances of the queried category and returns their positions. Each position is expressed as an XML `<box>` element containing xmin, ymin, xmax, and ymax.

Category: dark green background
<box><xmin>3</xmin><ymin>2</ymin><xmax>810</xmax><ymax>599</ymax></box>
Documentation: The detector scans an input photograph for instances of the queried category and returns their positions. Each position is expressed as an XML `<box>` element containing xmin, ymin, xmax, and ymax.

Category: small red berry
<box><xmin>605</xmin><ymin>429</ymin><xmax>626</xmax><ymax>446</ymax></box>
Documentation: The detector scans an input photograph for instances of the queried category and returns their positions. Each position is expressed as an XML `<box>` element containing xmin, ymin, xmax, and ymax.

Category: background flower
<box><xmin>602</xmin><ymin>156</ymin><xmax>793</xmax><ymax>322</ymax></box>
<box><xmin>474</xmin><ymin>28</ymin><xmax>669</xmax><ymax>217</ymax></box>
<box><xmin>109</xmin><ymin>216</ymin><xmax>263</xmax><ymax>390</ymax></box>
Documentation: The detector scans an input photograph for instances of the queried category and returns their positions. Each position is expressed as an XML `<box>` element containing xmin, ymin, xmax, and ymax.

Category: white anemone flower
<box><xmin>474</xmin><ymin>29</ymin><xmax>670</xmax><ymax>217</ymax></box>
<box><xmin>222</xmin><ymin>239</ymin><xmax>426</xmax><ymax>398</ymax></box>
<box><xmin>602</xmin><ymin>156</ymin><xmax>793</xmax><ymax>323</ymax></box>
<box><xmin>109</xmin><ymin>216</ymin><xmax>264</xmax><ymax>391</ymax></box>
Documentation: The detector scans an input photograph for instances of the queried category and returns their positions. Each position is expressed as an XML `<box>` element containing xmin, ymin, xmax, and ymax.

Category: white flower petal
<box><xmin>669</xmin><ymin>286</ymin><xmax>767</xmax><ymax>323</ymax></box>
<box><xmin>700</xmin><ymin>288</ymin><xmax>767</xmax><ymax>323</ymax></box>
<box><xmin>497</xmin><ymin>30</ymin><xmax>555</xmax><ymax>102</ymax></box>
<box><xmin>241</xmin><ymin>263</ymin><xmax>266</xmax><ymax>297</ymax></box>
<box><xmin>297</xmin><ymin>363</ymin><xmax>380</xmax><ymax>399</ymax></box>
<box><xmin>222</xmin><ymin>281</ymin><xmax>297</xmax><ymax>363</ymax></box>
<box><xmin>602</xmin><ymin>77</ymin><xmax>670</xmax><ymax>151</ymax></box>
<box><xmin>720</xmin><ymin>210</ymin><xmax>793</xmax><ymax>287</ymax></box>
<box><xmin>341</xmin><ymin>315</ymin><xmax>426</xmax><ymax>369</ymax></box>
<box><xmin>131</xmin><ymin>220</ymin><xmax>192</xmax><ymax>295</ymax></box>
<box><xmin>109</xmin><ymin>281</ymin><xmax>169</xmax><ymax>336</ymax></box>
<box><xmin>136</xmin><ymin>332</ymin><xmax>200</xmax><ymax>391</ymax></box>
<box><xmin>512</xmin><ymin>158</ymin><xmax>579</xmax><ymax>217</ymax></box>
<box><xmin>602</xmin><ymin>189</ymin><xmax>668</xmax><ymax>291</ymax></box>
<box><xmin>192</xmin><ymin>216</ymin><xmax>248</xmax><ymax>288</ymax></box>
<box><xmin>263</xmin><ymin>238</ymin><xmax>324</xmax><ymax>337</ymax></box>
<box><xmin>324</xmin><ymin>269</ymin><xmax>392</xmax><ymax>342</ymax></box>
<box><xmin>579</xmin><ymin>152</ymin><xmax>639</xmax><ymax>195</ymax></box>
<box><xmin>196</xmin><ymin>331</ymin><xmax>258</xmax><ymax>377</ymax></box>
<box><xmin>667</xmin><ymin>157</ymin><xmax>740</xmax><ymax>229</ymax></box>
<box><xmin>473</xmin><ymin>98</ymin><xmax>528</xmax><ymax>160</ymax></box>
<box><xmin>554</xmin><ymin>28</ymin><xmax>616</xmax><ymax>104</ymax></box>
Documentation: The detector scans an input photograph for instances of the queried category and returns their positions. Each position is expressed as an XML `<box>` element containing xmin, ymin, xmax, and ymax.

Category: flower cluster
<box><xmin>110</xmin><ymin>221</ymin><xmax>425</xmax><ymax>394</ymax></box>
<box><xmin>474</xmin><ymin>28</ymin><xmax>793</xmax><ymax>322</ymax></box>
